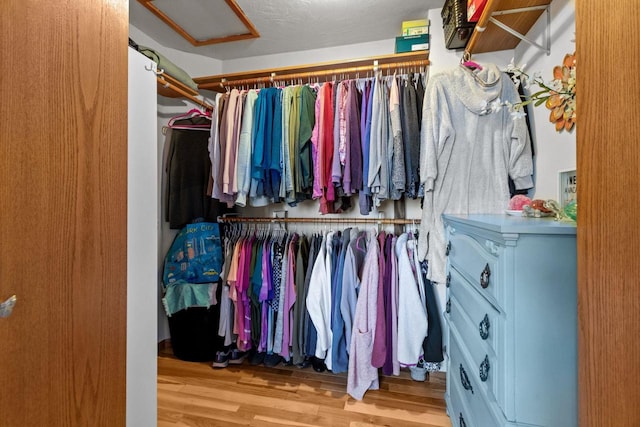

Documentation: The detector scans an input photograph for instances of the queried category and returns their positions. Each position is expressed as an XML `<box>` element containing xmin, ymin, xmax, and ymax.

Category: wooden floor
<box><xmin>158</xmin><ymin>352</ymin><xmax>451</xmax><ymax>427</ymax></box>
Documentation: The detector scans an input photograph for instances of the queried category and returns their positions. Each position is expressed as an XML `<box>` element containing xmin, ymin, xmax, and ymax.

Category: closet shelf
<box><xmin>157</xmin><ymin>72</ymin><xmax>213</xmax><ymax>111</ymax></box>
<box><xmin>195</xmin><ymin>51</ymin><xmax>430</xmax><ymax>92</ymax></box>
<box><xmin>465</xmin><ymin>0</ymin><xmax>552</xmax><ymax>56</ymax></box>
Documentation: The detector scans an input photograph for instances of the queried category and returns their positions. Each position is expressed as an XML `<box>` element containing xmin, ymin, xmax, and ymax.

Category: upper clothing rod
<box><xmin>157</xmin><ymin>77</ymin><xmax>214</xmax><ymax>111</ymax></box>
<box><xmin>215</xmin><ymin>59</ymin><xmax>430</xmax><ymax>89</ymax></box>
<box><xmin>195</xmin><ymin>51</ymin><xmax>430</xmax><ymax>91</ymax></box>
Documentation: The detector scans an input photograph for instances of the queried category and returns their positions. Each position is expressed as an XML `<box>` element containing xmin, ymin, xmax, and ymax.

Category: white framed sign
<box><xmin>558</xmin><ymin>168</ymin><xmax>577</xmax><ymax>207</ymax></box>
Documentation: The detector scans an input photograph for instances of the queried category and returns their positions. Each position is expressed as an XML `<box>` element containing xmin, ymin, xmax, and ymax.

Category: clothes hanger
<box><xmin>459</xmin><ymin>52</ymin><xmax>498</xmax><ymax>88</ymax></box>
<box><xmin>168</xmin><ymin>108</ymin><xmax>205</xmax><ymax>123</ymax></box>
<box><xmin>460</xmin><ymin>50</ymin><xmax>483</xmax><ymax>71</ymax></box>
<box><xmin>163</xmin><ymin>108</ymin><xmax>212</xmax><ymax>133</ymax></box>
<box><xmin>167</xmin><ymin>108</ymin><xmax>210</xmax><ymax>125</ymax></box>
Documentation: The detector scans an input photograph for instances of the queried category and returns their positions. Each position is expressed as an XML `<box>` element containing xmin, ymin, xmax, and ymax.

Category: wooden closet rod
<box><xmin>213</xmin><ymin>59</ymin><xmax>430</xmax><ymax>90</ymax></box>
<box><xmin>156</xmin><ymin>76</ymin><xmax>214</xmax><ymax>111</ymax></box>
<box><xmin>195</xmin><ymin>51</ymin><xmax>430</xmax><ymax>91</ymax></box>
<box><xmin>217</xmin><ymin>216</ymin><xmax>421</xmax><ymax>225</ymax></box>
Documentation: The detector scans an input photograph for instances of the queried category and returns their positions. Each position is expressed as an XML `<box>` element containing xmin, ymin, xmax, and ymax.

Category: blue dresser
<box><xmin>442</xmin><ymin>214</ymin><xmax>577</xmax><ymax>427</ymax></box>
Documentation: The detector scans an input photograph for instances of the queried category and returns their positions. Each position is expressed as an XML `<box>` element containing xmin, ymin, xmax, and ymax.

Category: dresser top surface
<box><xmin>443</xmin><ymin>214</ymin><xmax>577</xmax><ymax>235</ymax></box>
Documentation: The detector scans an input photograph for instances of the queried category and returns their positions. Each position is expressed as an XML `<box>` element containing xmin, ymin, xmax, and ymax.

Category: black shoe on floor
<box><xmin>211</xmin><ymin>350</ymin><xmax>230</xmax><ymax>368</ymax></box>
<box><xmin>297</xmin><ymin>356</ymin><xmax>312</xmax><ymax>369</ymax></box>
<box><xmin>249</xmin><ymin>351</ymin><xmax>265</xmax><ymax>366</ymax></box>
<box><xmin>264</xmin><ymin>353</ymin><xmax>282</xmax><ymax>367</ymax></box>
<box><xmin>311</xmin><ymin>357</ymin><xmax>326</xmax><ymax>372</ymax></box>
<box><xmin>228</xmin><ymin>348</ymin><xmax>248</xmax><ymax>365</ymax></box>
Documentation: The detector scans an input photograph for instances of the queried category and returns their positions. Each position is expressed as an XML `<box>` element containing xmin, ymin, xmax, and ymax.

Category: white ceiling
<box><xmin>130</xmin><ymin>0</ymin><xmax>445</xmax><ymax>60</ymax></box>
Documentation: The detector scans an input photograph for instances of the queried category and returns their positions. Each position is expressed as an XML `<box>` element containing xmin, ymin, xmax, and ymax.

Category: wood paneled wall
<box><xmin>0</xmin><ymin>0</ymin><xmax>128</xmax><ymax>425</ymax></box>
<box><xmin>576</xmin><ymin>1</ymin><xmax>640</xmax><ymax>425</ymax></box>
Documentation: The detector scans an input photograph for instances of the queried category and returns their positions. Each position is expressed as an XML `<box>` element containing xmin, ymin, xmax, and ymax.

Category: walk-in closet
<box><xmin>3</xmin><ymin>1</ymin><xmax>639</xmax><ymax>427</ymax></box>
<box><xmin>130</xmin><ymin>1</ymin><xmax>578</xmax><ymax>425</ymax></box>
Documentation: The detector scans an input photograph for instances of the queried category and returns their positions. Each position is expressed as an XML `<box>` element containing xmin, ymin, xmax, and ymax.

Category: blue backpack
<box><xmin>163</xmin><ymin>222</ymin><xmax>223</xmax><ymax>285</ymax></box>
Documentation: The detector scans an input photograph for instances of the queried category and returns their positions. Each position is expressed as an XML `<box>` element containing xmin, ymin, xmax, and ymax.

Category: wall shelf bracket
<box><xmin>487</xmin><ymin>5</ymin><xmax>551</xmax><ymax>55</ymax></box>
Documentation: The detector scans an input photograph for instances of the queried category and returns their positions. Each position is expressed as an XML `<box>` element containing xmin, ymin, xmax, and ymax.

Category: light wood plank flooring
<box><xmin>158</xmin><ymin>353</ymin><xmax>451</xmax><ymax>426</ymax></box>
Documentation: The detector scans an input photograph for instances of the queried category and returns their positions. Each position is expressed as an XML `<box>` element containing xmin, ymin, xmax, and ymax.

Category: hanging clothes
<box><xmin>297</xmin><ymin>85</ymin><xmax>317</xmax><ymax>201</ymax></box>
<box><xmin>418</xmin><ymin>63</ymin><xmax>534</xmax><ymax>284</ymax></box>
<box><xmin>281</xmin><ymin>86</ymin><xmax>294</xmax><ymax>202</ymax></box>
<box><xmin>330</xmin><ymin>228</ymin><xmax>351</xmax><ymax>374</ymax></box>
<box><xmin>164</xmin><ymin>114</ymin><xmax>226</xmax><ymax>229</ymax></box>
<box><xmin>306</xmin><ymin>231</ymin><xmax>333</xmax><ymax>366</ymax></box>
<box><xmin>214</xmin><ymin>222</ymin><xmax>445</xmax><ymax>401</ymax></box>
<box><xmin>396</xmin><ymin>232</ymin><xmax>428</xmax><ymax>366</ymax></box>
<box><xmin>419</xmin><ymin>260</ymin><xmax>444</xmax><ymax>372</ymax></box>
<box><xmin>401</xmin><ymin>75</ymin><xmax>422</xmax><ymax>200</ymax></box>
<box><xmin>389</xmin><ymin>75</ymin><xmax>406</xmax><ymax>201</ymax></box>
<box><xmin>201</xmin><ymin>73</ymin><xmax>424</xmax><ymax>213</ymax></box>
<box><xmin>235</xmin><ymin>89</ymin><xmax>259</xmax><ymax>207</ymax></box>
<box><xmin>347</xmin><ymin>231</ymin><xmax>380</xmax><ymax>400</ymax></box>
<box><xmin>291</xmin><ymin>235</ymin><xmax>309</xmax><ymax>365</ymax></box>
<box><xmin>345</xmin><ymin>80</ymin><xmax>363</xmax><ymax>195</ymax></box>
<box><xmin>359</xmin><ymin>80</ymin><xmax>374</xmax><ymax>215</ymax></box>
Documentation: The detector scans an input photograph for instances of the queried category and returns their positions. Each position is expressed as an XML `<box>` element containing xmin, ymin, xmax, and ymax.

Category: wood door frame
<box><xmin>576</xmin><ymin>1</ymin><xmax>640</xmax><ymax>425</ymax></box>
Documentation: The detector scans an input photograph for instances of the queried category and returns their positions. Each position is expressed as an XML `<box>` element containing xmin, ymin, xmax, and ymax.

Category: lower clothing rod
<box><xmin>217</xmin><ymin>216</ymin><xmax>420</xmax><ymax>225</ymax></box>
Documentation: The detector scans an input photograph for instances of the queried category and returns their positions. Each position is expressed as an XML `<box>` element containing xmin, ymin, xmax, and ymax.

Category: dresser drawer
<box><xmin>449</xmin><ymin>267</ymin><xmax>502</xmax><ymax>353</ymax></box>
<box><xmin>449</xmin><ymin>329</ymin><xmax>500</xmax><ymax>427</ymax></box>
<box><xmin>447</xmin><ymin>368</ymin><xmax>477</xmax><ymax>427</ymax></box>
<box><xmin>449</xmin><ymin>296</ymin><xmax>500</xmax><ymax>406</ymax></box>
<box><xmin>447</xmin><ymin>231</ymin><xmax>502</xmax><ymax>309</ymax></box>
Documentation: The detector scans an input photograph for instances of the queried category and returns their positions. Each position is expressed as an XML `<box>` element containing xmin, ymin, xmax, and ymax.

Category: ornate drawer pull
<box><xmin>480</xmin><ymin>355</ymin><xmax>490</xmax><ymax>382</ymax></box>
<box><xmin>459</xmin><ymin>413</ymin><xmax>467</xmax><ymax>427</ymax></box>
<box><xmin>446</xmin><ymin>272</ymin><xmax>451</xmax><ymax>288</ymax></box>
<box><xmin>480</xmin><ymin>263</ymin><xmax>491</xmax><ymax>289</ymax></box>
<box><xmin>446</xmin><ymin>298</ymin><xmax>451</xmax><ymax>314</ymax></box>
<box><xmin>479</xmin><ymin>314</ymin><xmax>490</xmax><ymax>340</ymax></box>
<box><xmin>445</xmin><ymin>241</ymin><xmax>451</xmax><ymax>256</ymax></box>
<box><xmin>459</xmin><ymin>364</ymin><xmax>474</xmax><ymax>394</ymax></box>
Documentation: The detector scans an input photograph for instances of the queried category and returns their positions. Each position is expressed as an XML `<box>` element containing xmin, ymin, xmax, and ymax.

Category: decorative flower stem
<box><xmin>506</xmin><ymin>53</ymin><xmax>576</xmax><ymax>132</ymax></box>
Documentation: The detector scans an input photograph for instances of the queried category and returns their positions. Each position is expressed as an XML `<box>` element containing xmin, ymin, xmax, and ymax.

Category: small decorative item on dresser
<box><xmin>508</xmin><ymin>195</ymin><xmax>532</xmax><ymax>211</ymax></box>
<box><xmin>522</xmin><ymin>199</ymin><xmax>576</xmax><ymax>222</ymax></box>
<box><xmin>563</xmin><ymin>200</ymin><xmax>577</xmax><ymax>221</ymax></box>
<box><xmin>522</xmin><ymin>199</ymin><xmax>553</xmax><ymax>218</ymax></box>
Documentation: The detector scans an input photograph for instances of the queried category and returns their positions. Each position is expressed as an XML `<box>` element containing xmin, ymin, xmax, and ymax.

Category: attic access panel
<box><xmin>137</xmin><ymin>0</ymin><xmax>260</xmax><ymax>46</ymax></box>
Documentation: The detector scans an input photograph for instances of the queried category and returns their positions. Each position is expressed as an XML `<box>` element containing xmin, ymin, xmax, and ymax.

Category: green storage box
<box><xmin>395</xmin><ymin>34</ymin><xmax>430</xmax><ymax>53</ymax></box>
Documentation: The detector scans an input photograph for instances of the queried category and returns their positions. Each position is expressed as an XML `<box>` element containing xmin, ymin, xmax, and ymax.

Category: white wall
<box><xmin>127</xmin><ymin>47</ymin><xmax>158</xmax><ymax>427</ymax></box>
<box><xmin>222</xmin><ymin>39</ymin><xmax>396</xmax><ymax>73</ymax></box>
<box><xmin>514</xmin><ymin>0</ymin><xmax>576</xmax><ymax>200</ymax></box>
